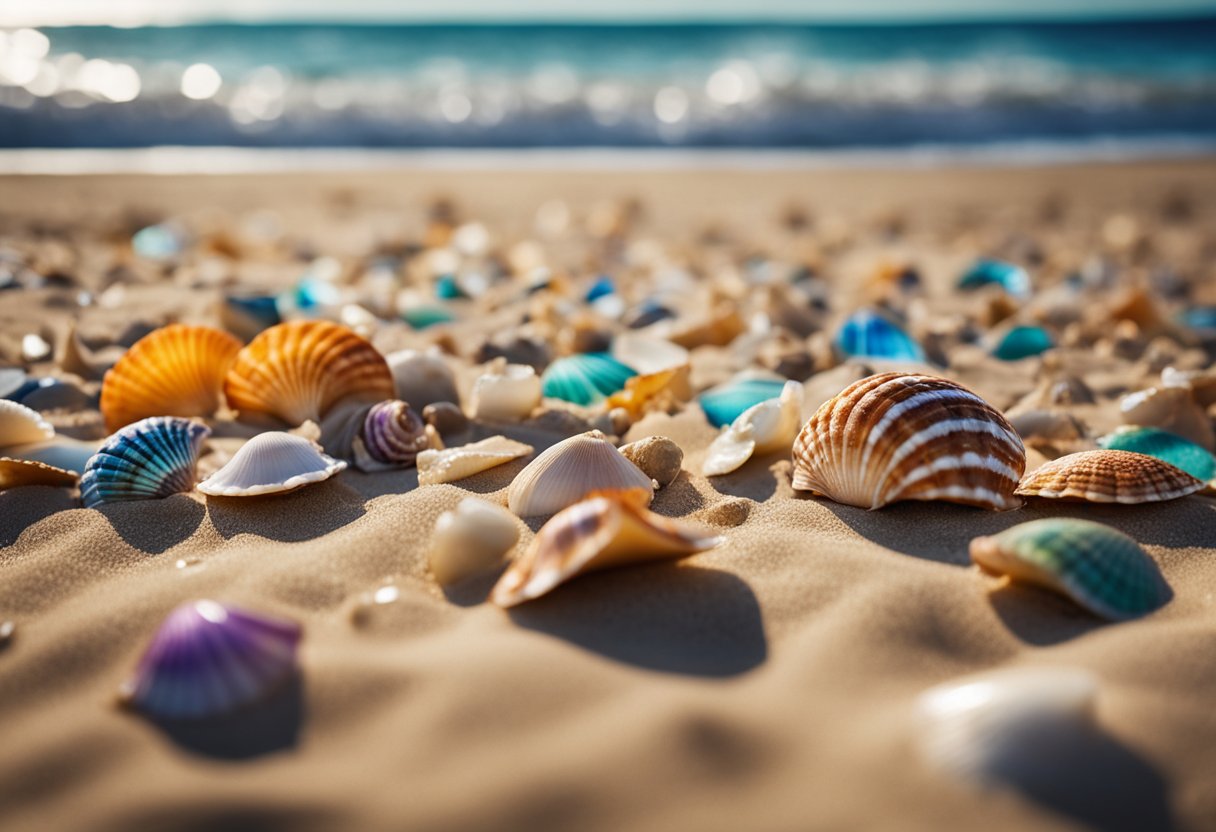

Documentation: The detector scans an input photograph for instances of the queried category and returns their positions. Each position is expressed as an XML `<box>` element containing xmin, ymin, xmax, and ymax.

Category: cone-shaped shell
<box><xmin>417</xmin><ymin>435</ymin><xmax>533</xmax><ymax>486</ymax></box>
<box><xmin>0</xmin><ymin>458</ymin><xmax>77</xmax><ymax>490</ymax></box>
<box><xmin>541</xmin><ymin>353</ymin><xmax>637</xmax><ymax>406</ymax></box>
<box><xmin>834</xmin><ymin>309</ymin><xmax>926</xmax><ymax>362</ymax></box>
<box><xmin>792</xmin><ymin>372</ymin><xmax>1025</xmax><ymax>510</ymax></box>
<box><xmin>0</xmin><ymin>399</ymin><xmax>54</xmax><ymax>447</ymax></box>
<box><xmin>1016</xmin><ymin>449</ymin><xmax>1204</xmax><ymax>503</ymax></box>
<box><xmin>698</xmin><ymin>374</ymin><xmax>787</xmax><ymax>429</ymax></box>
<box><xmin>81</xmin><ymin>417</ymin><xmax>210</xmax><ymax>508</ymax></box>
<box><xmin>704</xmin><ymin>380</ymin><xmax>803</xmax><ymax>476</ymax></box>
<box><xmin>492</xmin><ymin>489</ymin><xmax>723</xmax><ymax>607</ymax></box>
<box><xmin>507</xmin><ymin>430</ymin><xmax>653</xmax><ymax>517</ymax></box>
<box><xmin>1098</xmin><ymin>427</ymin><xmax>1216</xmax><ymax>483</ymax></box>
<box><xmin>224</xmin><ymin>321</ymin><xmax>393</xmax><ymax>426</ymax></box>
<box><xmin>100</xmin><ymin>324</ymin><xmax>242</xmax><ymax>432</ymax></box>
<box><xmin>198</xmin><ymin>431</ymin><xmax>345</xmax><ymax>497</ymax></box>
<box><xmin>970</xmin><ymin>518</ymin><xmax>1171</xmax><ymax>620</ymax></box>
<box><xmin>354</xmin><ymin>399</ymin><xmax>430</xmax><ymax>470</ymax></box>
<box><xmin>119</xmin><ymin>600</ymin><xmax>301</xmax><ymax>720</ymax></box>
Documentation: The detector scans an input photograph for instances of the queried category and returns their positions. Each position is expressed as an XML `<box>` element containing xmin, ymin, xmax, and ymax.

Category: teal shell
<box><xmin>992</xmin><ymin>325</ymin><xmax>1053</xmax><ymax>361</ymax></box>
<box><xmin>541</xmin><ymin>353</ymin><xmax>637</xmax><ymax>406</ymax></box>
<box><xmin>972</xmin><ymin>518</ymin><xmax>1170</xmax><ymax>621</ymax></box>
<box><xmin>81</xmin><ymin>417</ymin><xmax>211</xmax><ymax>508</ymax></box>
<box><xmin>834</xmin><ymin>309</ymin><xmax>925</xmax><ymax>362</ymax></box>
<box><xmin>958</xmin><ymin>259</ymin><xmax>1031</xmax><ymax>299</ymax></box>
<box><xmin>1098</xmin><ymin>427</ymin><xmax>1216</xmax><ymax>483</ymax></box>
<box><xmin>402</xmin><ymin>305</ymin><xmax>457</xmax><ymax>329</ymax></box>
<box><xmin>698</xmin><ymin>377</ymin><xmax>787</xmax><ymax>428</ymax></box>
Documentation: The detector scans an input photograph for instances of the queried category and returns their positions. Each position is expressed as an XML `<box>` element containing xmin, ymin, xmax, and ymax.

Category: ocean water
<box><xmin>1</xmin><ymin>19</ymin><xmax>1215</xmax><ymax>153</ymax></box>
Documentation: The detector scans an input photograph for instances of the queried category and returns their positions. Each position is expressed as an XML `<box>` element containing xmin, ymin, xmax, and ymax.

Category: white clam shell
<box><xmin>198</xmin><ymin>431</ymin><xmax>346</xmax><ymax>496</ymax></box>
<box><xmin>507</xmin><ymin>430</ymin><xmax>653</xmax><ymax>517</ymax></box>
<box><xmin>704</xmin><ymin>380</ymin><xmax>803</xmax><ymax>476</ymax></box>
<box><xmin>469</xmin><ymin>359</ymin><xmax>542</xmax><ymax>422</ymax></box>
<box><xmin>610</xmin><ymin>333</ymin><xmax>690</xmax><ymax>375</ymax></box>
<box><xmin>0</xmin><ymin>400</ymin><xmax>54</xmax><ymax>447</ymax></box>
<box><xmin>429</xmin><ymin>497</ymin><xmax>520</xmax><ymax>586</ymax></box>
<box><xmin>416</xmin><ymin>435</ymin><xmax>533</xmax><ymax>486</ymax></box>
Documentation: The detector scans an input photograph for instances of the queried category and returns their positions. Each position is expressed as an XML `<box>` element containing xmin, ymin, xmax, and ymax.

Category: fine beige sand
<box><xmin>2</xmin><ymin>161</ymin><xmax>1216</xmax><ymax>832</ymax></box>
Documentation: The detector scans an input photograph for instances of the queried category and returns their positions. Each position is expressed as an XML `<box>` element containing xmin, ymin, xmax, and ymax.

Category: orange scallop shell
<box><xmin>100</xmin><ymin>324</ymin><xmax>242</xmax><ymax>432</ymax></box>
<box><xmin>224</xmin><ymin>321</ymin><xmax>394</xmax><ymax>425</ymax></box>
<box><xmin>1016</xmin><ymin>449</ymin><xmax>1205</xmax><ymax>503</ymax></box>
<box><xmin>0</xmin><ymin>458</ymin><xmax>78</xmax><ymax>490</ymax></box>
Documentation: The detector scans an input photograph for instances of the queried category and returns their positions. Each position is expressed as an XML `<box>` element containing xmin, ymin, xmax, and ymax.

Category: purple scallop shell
<box><xmin>361</xmin><ymin>400</ymin><xmax>430</xmax><ymax>466</ymax></box>
<box><xmin>120</xmin><ymin>600</ymin><xmax>301</xmax><ymax>720</ymax></box>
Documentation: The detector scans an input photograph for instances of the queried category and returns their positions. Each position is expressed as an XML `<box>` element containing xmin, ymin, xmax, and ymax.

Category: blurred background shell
<box><xmin>386</xmin><ymin>348</ymin><xmax>461</xmax><ymax>411</ymax></box>
<box><xmin>1098</xmin><ymin>427</ymin><xmax>1216</xmax><ymax>483</ymax></box>
<box><xmin>540</xmin><ymin>353</ymin><xmax>637</xmax><ymax>406</ymax></box>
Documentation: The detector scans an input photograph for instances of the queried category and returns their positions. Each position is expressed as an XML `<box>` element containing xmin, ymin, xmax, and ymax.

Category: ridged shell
<box><xmin>492</xmin><ymin>489</ymin><xmax>723</xmax><ymax>607</ymax></box>
<box><xmin>970</xmin><ymin>519</ymin><xmax>1171</xmax><ymax>620</ymax></box>
<box><xmin>704</xmin><ymin>380</ymin><xmax>803</xmax><ymax>476</ymax></box>
<box><xmin>429</xmin><ymin>497</ymin><xmax>520</xmax><ymax>586</ymax></box>
<box><xmin>100</xmin><ymin>325</ymin><xmax>242</xmax><ymax>432</ymax></box>
<box><xmin>992</xmin><ymin>325</ymin><xmax>1053</xmax><ymax>361</ymax></box>
<box><xmin>354</xmin><ymin>400</ymin><xmax>430</xmax><ymax>470</ymax></box>
<box><xmin>225</xmin><ymin>321</ymin><xmax>393</xmax><ymax>426</ymax></box>
<box><xmin>957</xmin><ymin>259</ymin><xmax>1032</xmax><ymax>298</ymax></box>
<box><xmin>791</xmin><ymin>372</ymin><xmax>1025</xmax><ymax>510</ymax></box>
<box><xmin>0</xmin><ymin>458</ymin><xmax>78</xmax><ymax>490</ymax></box>
<box><xmin>469</xmin><ymin>360</ymin><xmax>542</xmax><ymax>422</ymax></box>
<box><xmin>386</xmin><ymin>348</ymin><xmax>461</xmax><ymax>410</ymax></box>
<box><xmin>0</xmin><ymin>399</ymin><xmax>54</xmax><ymax>447</ymax></box>
<box><xmin>81</xmin><ymin>417</ymin><xmax>210</xmax><ymax>508</ymax></box>
<box><xmin>916</xmin><ymin>667</ymin><xmax>1097</xmax><ymax>787</ymax></box>
<box><xmin>1098</xmin><ymin>427</ymin><xmax>1216</xmax><ymax>483</ymax></box>
<box><xmin>198</xmin><ymin>431</ymin><xmax>345</xmax><ymax>497</ymax></box>
<box><xmin>541</xmin><ymin>353</ymin><xmax>637</xmax><ymax>407</ymax></box>
<box><xmin>698</xmin><ymin>374</ymin><xmax>787</xmax><ymax>429</ymax></box>
<box><xmin>834</xmin><ymin>309</ymin><xmax>925</xmax><ymax>362</ymax></box>
<box><xmin>507</xmin><ymin>430</ymin><xmax>653</xmax><ymax>517</ymax></box>
<box><xmin>119</xmin><ymin>600</ymin><xmax>301</xmax><ymax>720</ymax></box>
<box><xmin>1015</xmin><ymin>449</ymin><xmax>1204</xmax><ymax>503</ymax></box>
<box><xmin>417</xmin><ymin>435</ymin><xmax>533</xmax><ymax>486</ymax></box>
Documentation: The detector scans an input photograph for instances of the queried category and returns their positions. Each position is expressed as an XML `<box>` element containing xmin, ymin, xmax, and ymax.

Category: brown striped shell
<box><xmin>1015</xmin><ymin>449</ymin><xmax>1205</xmax><ymax>503</ymax></box>
<box><xmin>791</xmin><ymin>372</ymin><xmax>1026</xmax><ymax>510</ymax></box>
<box><xmin>224</xmin><ymin>321</ymin><xmax>394</xmax><ymax>426</ymax></box>
<box><xmin>100</xmin><ymin>324</ymin><xmax>242</xmax><ymax>432</ymax></box>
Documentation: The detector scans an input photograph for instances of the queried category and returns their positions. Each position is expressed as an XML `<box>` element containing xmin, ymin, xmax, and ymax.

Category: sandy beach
<box><xmin>2</xmin><ymin>159</ymin><xmax>1216</xmax><ymax>832</ymax></box>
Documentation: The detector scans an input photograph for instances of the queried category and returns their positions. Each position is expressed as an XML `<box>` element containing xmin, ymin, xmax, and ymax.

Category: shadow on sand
<box><xmin>92</xmin><ymin>495</ymin><xmax>207</xmax><ymax>555</ymax></box>
<box><xmin>205</xmin><ymin>479</ymin><xmax>365</xmax><ymax>542</ymax></box>
<box><xmin>145</xmin><ymin>676</ymin><xmax>305</xmax><ymax>761</ymax></box>
<box><xmin>0</xmin><ymin>486</ymin><xmax>80</xmax><ymax>548</ymax></box>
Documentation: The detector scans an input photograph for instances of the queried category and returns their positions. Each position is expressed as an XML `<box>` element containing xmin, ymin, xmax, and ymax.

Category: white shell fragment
<box><xmin>469</xmin><ymin>359</ymin><xmax>542</xmax><ymax>422</ymax></box>
<box><xmin>507</xmin><ymin>430</ymin><xmax>653</xmax><ymax>517</ymax></box>
<box><xmin>416</xmin><ymin>435</ymin><xmax>533</xmax><ymax>486</ymax></box>
<box><xmin>704</xmin><ymin>380</ymin><xmax>803</xmax><ymax>476</ymax></box>
<box><xmin>198</xmin><ymin>431</ymin><xmax>346</xmax><ymax>496</ymax></box>
<box><xmin>0</xmin><ymin>400</ymin><xmax>97</xmax><ymax>474</ymax></box>
<box><xmin>610</xmin><ymin>333</ymin><xmax>690</xmax><ymax>375</ymax></box>
<box><xmin>429</xmin><ymin>498</ymin><xmax>520</xmax><ymax>586</ymax></box>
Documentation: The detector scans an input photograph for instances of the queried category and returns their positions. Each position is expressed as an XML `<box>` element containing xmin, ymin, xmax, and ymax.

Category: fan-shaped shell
<box><xmin>834</xmin><ymin>309</ymin><xmax>925</xmax><ymax>362</ymax></box>
<box><xmin>198</xmin><ymin>431</ymin><xmax>345</xmax><ymax>497</ymax></box>
<box><xmin>469</xmin><ymin>360</ymin><xmax>542</xmax><ymax>421</ymax></box>
<box><xmin>354</xmin><ymin>399</ymin><xmax>430</xmax><ymax>470</ymax></box>
<box><xmin>970</xmin><ymin>518</ymin><xmax>1171</xmax><ymax>620</ymax></box>
<box><xmin>416</xmin><ymin>435</ymin><xmax>533</xmax><ymax>486</ymax></box>
<box><xmin>704</xmin><ymin>380</ymin><xmax>803</xmax><ymax>476</ymax></box>
<box><xmin>541</xmin><ymin>353</ymin><xmax>637</xmax><ymax>406</ymax></box>
<box><xmin>0</xmin><ymin>458</ymin><xmax>77</xmax><ymax>490</ymax></box>
<box><xmin>100</xmin><ymin>324</ymin><xmax>242</xmax><ymax>432</ymax></box>
<box><xmin>698</xmin><ymin>373</ymin><xmax>787</xmax><ymax>429</ymax></box>
<box><xmin>492</xmin><ymin>489</ymin><xmax>723</xmax><ymax>607</ymax></box>
<box><xmin>429</xmin><ymin>497</ymin><xmax>520</xmax><ymax>586</ymax></box>
<box><xmin>119</xmin><ymin>600</ymin><xmax>301</xmax><ymax>720</ymax></box>
<box><xmin>224</xmin><ymin>321</ymin><xmax>393</xmax><ymax>426</ymax></box>
<box><xmin>80</xmin><ymin>417</ymin><xmax>210</xmax><ymax>508</ymax></box>
<box><xmin>386</xmin><ymin>348</ymin><xmax>461</xmax><ymax>410</ymax></box>
<box><xmin>791</xmin><ymin>372</ymin><xmax>1025</xmax><ymax>510</ymax></box>
<box><xmin>1015</xmin><ymin>449</ymin><xmax>1204</xmax><ymax>503</ymax></box>
<box><xmin>507</xmin><ymin>430</ymin><xmax>653</xmax><ymax>517</ymax></box>
<box><xmin>0</xmin><ymin>399</ymin><xmax>54</xmax><ymax>447</ymax></box>
<box><xmin>1098</xmin><ymin>427</ymin><xmax>1216</xmax><ymax>483</ymax></box>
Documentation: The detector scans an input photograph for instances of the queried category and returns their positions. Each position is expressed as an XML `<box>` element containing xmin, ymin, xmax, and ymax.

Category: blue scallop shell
<box><xmin>121</xmin><ymin>600</ymin><xmax>301</xmax><ymax>720</ymax></box>
<box><xmin>992</xmin><ymin>325</ymin><xmax>1054</xmax><ymax>361</ymax></box>
<box><xmin>958</xmin><ymin>259</ymin><xmax>1031</xmax><ymax>299</ymax></box>
<box><xmin>585</xmin><ymin>276</ymin><xmax>615</xmax><ymax>303</ymax></box>
<box><xmin>1098</xmin><ymin>427</ymin><xmax>1216</xmax><ymax>482</ymax></box>
<box><xmin>698</xmin><ymin>377</ymin><xmax>787</xmax><ymax>428</ymax></box>
<box><xmin>402</xmin><ymin>305</ymin><xmax>456</xmax><ymax>330</ymax></box>
<box><xmin>81</xmin><ymin>417</ymin><xmax>210</xmax><ymax>508</ymax></box>
<box><xmin>541</xmin><ymin>353</ymin><xmax>637</xmax><ymax>406</ymax></box>
<box><xmin>834</xmin><ymin>309</ymin><xmax>925</xmax><ymax>362</ymax></box>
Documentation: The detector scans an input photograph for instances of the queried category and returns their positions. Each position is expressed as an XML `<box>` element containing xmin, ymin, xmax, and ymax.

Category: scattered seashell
<box><xmin>1119</xmin><ymin>384</ymin><xmax>1214</xmax><ymax>450</ymax></box>
<box><xmin>198</xmin><ymin>431</ymin><xmax>345</xmax><ymax>497</ymax></box>
<box><xmin>220</xmin><ymin>293</ymin><xmax>282</xmax><ymax>341</ymax></box>
<box><xmin>491</xmin><ymin>489</ymin><xmax>723</xmax><ymax>607</ymax></box>
<box><xmin>225</xmin><ymin>321</ymin><xmax>394</xmax><ymax>426</ymax></box>
<box><xmin>916</xmin><ymin>667</ymin><xmax>1098</xmax><ymax>787</ymax></box>
<box><xmin>386</xmin><ymin>347</ymin><xmax>461</xmax><ymax>410</ymax></box>
<box><xmin>81</xmin><ymin>417</ymin><xmax>210</xmax><ymax>508</ymax></box>
<box><xmin>834</xmin><ymin>309</ymin><xmax>925</xmax><ymax>362</ymax></box>
<box><xmin>1016</xmin><ymin>449</ymin><xmax>1205</xmax><ymax>503</ymax></box>
<box><xmin>429</xmin><ymin>497</ymin><xmax>520</xmax><ymax>586</ymax></box>
<box><xmin>469</xmin><ymin>359</ymin><xmax>542</xmax><ymax>422</ymax></box>
<box><xmin>119</xmin><ymin>600</ymin><xmax>301</xmax><ymax>720</ymax></box>
<box><xmin>970</xmin><ymin>518</ymin><xmax>1170</xmax><ymax>620</ymax></box>
<box><xmin>0</xmin><ymin>399</ymin><xmax>54</xmax><ymax>447</ymax></box>
<box><xmin>619</xmin><ymin>435</ymin><xmax>684</xmax><ymax>488</ymax></box>
<box><xmin>669</xmin><ymin>307</ymin><xmax>746</xmax><ymax>349</ymax></box>
<box><xmin>508</xmin><ymin>430</ymin><xmax>653</xmax><ymax>516</ymax></box>
<box><xmin>541</xmin><ymin>353</ymin><xmax>637</xmax><ymax>407</ymax></box>
<box><xmin>610</xmin><ymin>334</ymin><xmax>690</xmax><ymax>376</ymax></box>
<box><xmin>0</xmin><ymin>458</ymin><xmax>78</xmax><ymax>490</ymax></box>
<box><xmin>698</xmin><ymin>372</ymin><xmax>787</xmax><ymax>429</ymax></box>
<box><xmin>991</xmin><ymin>325</ymin><xmax>1053</xmax><ymax>361</ymax></box>
<box><xmin>416</xmin><ymin>435</ymin><xmax>533</xmax><ymax>486</ymax></box>
<box><xmin>605</xmin><ymin>366</ymin><xmax>692</xmax><ymax>418</ymax></box>
<box><xmin>422</xmin><ymin>401</ymin><xmax>469</xmax><ymax>438</ymax></box>
<box><xmin>1008</xmin><ymin>410</ymin><xmax>1084</xmax><ymax>443</ymax></box>
<box><xmin>402</xmin><ymin>304</ymin><xmax>456</xmax><ymax>330</ymax></box>
<box><xmin>353</xmin><ymin>400</ymin><xmax>430</xmax><ymax>471</ymax></box>
<box><xmin>957</xmin><ymin>259</ymin><xmax>1031</xmax><ymax>298</ymax></box>
<box><xmin>1098</xmin><ymin>426</ymin><xmax>1215</xmax><ymax>483</ymax></box>
<box><xmin>791</xmin><ymin>372</ymin><xmax>1025</xmax><ymax>510</ymax></box>
<box><xmin>704</xmin><ymin>381</ymin><xmax>803</xmax><ymax>476</ymax></box>
<box><xmin>131</xmin><ymin>223</ymin><xmax>186</xmax><ymax>260</ymax></box>
<box><xmin>99</xmin><ymin>324</ymin><xmax>242</xmax><ymax>432</ymax></box>
<box><xmin>22</xmin><ymin>333</ymin><xmax>52</xmax><ymax>362</ymax></box>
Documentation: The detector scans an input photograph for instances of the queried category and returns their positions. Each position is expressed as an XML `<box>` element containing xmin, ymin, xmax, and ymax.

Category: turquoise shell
<box><xmin>970</xmin><ymin>518</ymin><xmax>1170</xmax><ymax>621</ymax></box>
<box><xmin>1098</xmin><ymin>427</ymin><xmax>1216</xmax><ymax>482</ymax></box>
<box><xmin>834</xmin><ymin>309</ymin><xmax>925</xmax><ymax>362</ymax></box>
<box><xmin>958</xmin><ymin>260</ymin><xmax>1031</xmax><ymax>298</ymax></box>
<box><xmin>283</xmin><ymin>277</ymin><xmax>342</xmax><ymax>313</ymax></box>
<box><xmin>698</xmin><ymin>377</ymin><xmax>786</xmax><ymax>428</ymax></box>
<box><xmin>992</xmin><ymin>325</ymin><xmax>1053</xmax><ymax>361</ymax></box>
<box><xmin>585</xmin><ymin>276</ymin><xmax>615</xmax><ymax>303</ymax></box>
<box><xmin>1179</xmin><ymin>307</ymin><xmax>1216</xmax><ymax>334</ymax></box>
<box><xmin>81</xmin><ymin>417</ymin><xmax>210</xmax><ymax>508</ymax></box>
<box><xmin>435</xmin><ymin>274</ymin><xmax>466</xmax><ymax>300</ymax></box>
<box><xmin>402</xmin><ymin>305</ymin><xmax>456</xmax><ymax>329</ymax></box>
<box><xmin>541</xmin><ymin>353</ymin><xmax>637</xmax><ymax>406</ymax></box>
<box><xmin>223</xmin><ymin>294</ymin><xmax>281</xmax><ymax>335</ymax></box>
<box><xmin>132</xmin><ymin>224</ymin><xmax>184</xmax><ymax>260</ymax></box>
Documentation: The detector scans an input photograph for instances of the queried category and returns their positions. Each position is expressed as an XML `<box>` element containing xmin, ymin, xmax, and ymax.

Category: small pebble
<box><xmin>0</xmin><ymin>620</ymin><xmax>14</xmax><ymax>649</ymax></box>
<box><xmin>696</xmin><ymin>499</ymin><xmax>752</xmax><ymax>528</ymax></box>
<box><xmin>620</xmin><ymin>435</ymin><xmax>684</xmax><ymax>488</ymax></box>
<box><xmin>423</xmin><ymin>401</ymin><xmax>468</xmax><ymax>437</ymax></box>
